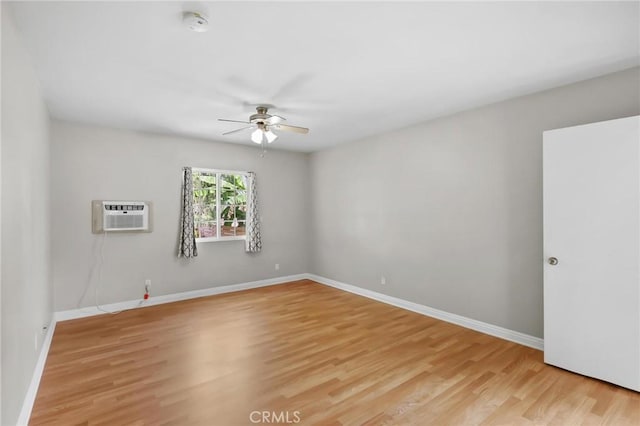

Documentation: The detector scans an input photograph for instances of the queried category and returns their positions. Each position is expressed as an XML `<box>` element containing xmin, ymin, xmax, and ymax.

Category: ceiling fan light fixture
<box><xmin>251</xmin><ymin>129</ymin><xmax>263</xmax><ymax>144</ymax></box>
<box><xmin>264</xmin><ymin>130</ymin><xmax>278</xmax><ymax>144</ymax></box>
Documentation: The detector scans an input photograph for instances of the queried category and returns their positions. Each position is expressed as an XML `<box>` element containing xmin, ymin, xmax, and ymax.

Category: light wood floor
<box><xmin>31</xmin><ymin>280</ymin><xmax>639</xmax><ymax>425</ymax></box>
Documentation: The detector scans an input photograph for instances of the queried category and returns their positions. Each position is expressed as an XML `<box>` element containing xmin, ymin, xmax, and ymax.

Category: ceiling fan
<box><xmin>218</xmin><ymin>106</ymin><xmax>309</xmax><ymax>144</ymax></box>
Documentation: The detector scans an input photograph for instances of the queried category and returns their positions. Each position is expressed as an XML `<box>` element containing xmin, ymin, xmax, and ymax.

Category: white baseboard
<box><xmin>17</xmin><ymin>315</ymin><xmax>57</xmax><ymax>426</ymax></box>
<box><xmin>306</xmin><ymin>274</ymin><xmax>544</xmax><ymax>351</ymax></box>
<box><xmin>19</xmin><ymin>274</ymin><xmax>307</xmax><ymax>425</ymax></box>
<box><xmin>55</xmin><ymin>274</ymin><xmax>308</xmax><ymax>322</ymax></box>
<box><xmin>22</xmin><ymin>272</ymin><xmax>542</xmax><ymax>425</ymax></box>
<box><xmin>55</xmin><ymin>271</ymin><xmax>543</xmax><ymax>346</ymax></box>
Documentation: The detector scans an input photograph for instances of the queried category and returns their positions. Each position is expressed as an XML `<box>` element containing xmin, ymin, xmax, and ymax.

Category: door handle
<box><xmin>548</xmin><ymin>257</ymin><xmax>558</xmax><ymax>265</ymax></box>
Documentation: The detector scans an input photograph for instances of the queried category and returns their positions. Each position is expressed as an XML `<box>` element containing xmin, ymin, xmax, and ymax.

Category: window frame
<box><xmin>192</xmin><ymin>167</ymin><xmax>249</xmax><ymax>243</ymax></box>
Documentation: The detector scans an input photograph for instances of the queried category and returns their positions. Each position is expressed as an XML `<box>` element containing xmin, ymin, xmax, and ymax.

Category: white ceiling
<box><xmin>6</xmin><ymin>1</ymin><xmax>639</xmax><ymax>152</ymax></box>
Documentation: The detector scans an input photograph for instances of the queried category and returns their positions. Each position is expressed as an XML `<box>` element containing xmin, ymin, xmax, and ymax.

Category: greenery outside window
<box><xmin>192</xmin><ymin>168</ymin><xmax>247</xmax><ymax>242</ymax></box>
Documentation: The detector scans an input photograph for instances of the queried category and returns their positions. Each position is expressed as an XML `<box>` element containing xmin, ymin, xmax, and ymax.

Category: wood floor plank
<box><xmin>30</xmin><ymin>280</ymin><xmax>640</xmax><ymax>425</ymax></box>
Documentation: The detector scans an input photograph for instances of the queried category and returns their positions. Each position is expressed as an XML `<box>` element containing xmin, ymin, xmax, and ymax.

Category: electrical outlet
<box><xmin>381</xmin><ymin>276</ymin><xmax>387</xmax><ymax>285</ymax></box>
<box><xmin>275</xmin><ymin>263</ymin><xmax>280</xmax><ymax>271</ymax></box>
<box><xmin>145</xmin><ymin>279</ymin><xmax>151</xmax><ymax>293</ymax></box>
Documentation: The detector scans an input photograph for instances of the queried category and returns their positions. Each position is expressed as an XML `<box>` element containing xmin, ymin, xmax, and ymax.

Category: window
<box><xmin>192</xmin><ymin>168</ymin><xmax>248</xmax><ymax>242</ymax></box>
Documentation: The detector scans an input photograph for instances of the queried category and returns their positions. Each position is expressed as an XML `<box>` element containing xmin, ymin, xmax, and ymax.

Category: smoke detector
<box><xmin>183</xmin><ymin>12</ymin><xmax>209</xmax><ymax>32</ymax></box>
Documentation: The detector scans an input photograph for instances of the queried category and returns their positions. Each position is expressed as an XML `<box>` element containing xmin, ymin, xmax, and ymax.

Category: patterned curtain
<box><xmin>245</xmin><ymin>172</ymin><xmax>262</xmax><ymax>253</ymax></box>
<box><xmin>177</xmin><ymin>167</ymin><xmax>198</xmax><ymax>258</ymax></box>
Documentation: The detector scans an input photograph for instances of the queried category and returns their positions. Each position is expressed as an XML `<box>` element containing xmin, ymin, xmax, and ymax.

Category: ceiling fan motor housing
<box><xmin>250</xmin><ymin>106</ymin><xmax>272</xmax><ymax>124</ymax></box>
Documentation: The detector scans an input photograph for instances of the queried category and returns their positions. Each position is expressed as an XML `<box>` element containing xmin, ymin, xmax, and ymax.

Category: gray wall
<box><xmin>309</xmin><ymin>67</ymin><xmax>640</xmax><ymax>339</ymax></box>
<box><xmin>51</xmin><ymin>121</ymin><xmax>311</xmax><ymax>311</ymax></box>
<box><xmin>1</xmin><ymin>7</ymin><xmax>53</xmax><ymax>425</ymax></box>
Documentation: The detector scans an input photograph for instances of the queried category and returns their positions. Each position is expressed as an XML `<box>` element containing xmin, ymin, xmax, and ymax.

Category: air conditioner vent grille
<box><xmin>105</xmin><ymin>214</ymin><xmax>145</xmax><ymax>230</ymax></box>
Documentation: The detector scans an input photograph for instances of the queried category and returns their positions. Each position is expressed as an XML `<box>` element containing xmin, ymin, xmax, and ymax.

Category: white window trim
<box><xmin>197</xmin><ymin>236</ymin><xmax>246</xmax><ymax>243</ymax></box>
<box><xmin>192</xmin><ymin>167</ymin><xmax>249</xmax><ymax>243</ymax></box>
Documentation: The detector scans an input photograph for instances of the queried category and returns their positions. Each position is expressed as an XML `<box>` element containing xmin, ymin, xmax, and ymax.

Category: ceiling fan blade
<box><xmin>274</xmin><ymin>124</ymin><xmax>309</xmax><ymax>134</ymax></box>
<box><xmin>266</xmin><ymin>115</ymin><xmax>286</xmax><ymax>125</ymax></box>
<box><xmin>218</xmin><ymin>118</ymin><xmax>251</xmax><ymax>124</ymax></box>
<box><xmin>222</xmin><ymin>126</ymin><xmax>253</xmax><ymax>136</ymax></box>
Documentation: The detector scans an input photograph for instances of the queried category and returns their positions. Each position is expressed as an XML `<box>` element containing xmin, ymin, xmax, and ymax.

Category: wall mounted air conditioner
<box><xmin>91</xmin><ymin>200</ymin><xmax>152</xmax><ymax>233</ymax></box>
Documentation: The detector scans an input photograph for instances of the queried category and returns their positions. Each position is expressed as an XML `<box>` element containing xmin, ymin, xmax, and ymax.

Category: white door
<box><xmin>543</xmin><ymin>115</ymin><xmax>640</xmax><ymax>392</ymax></box>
